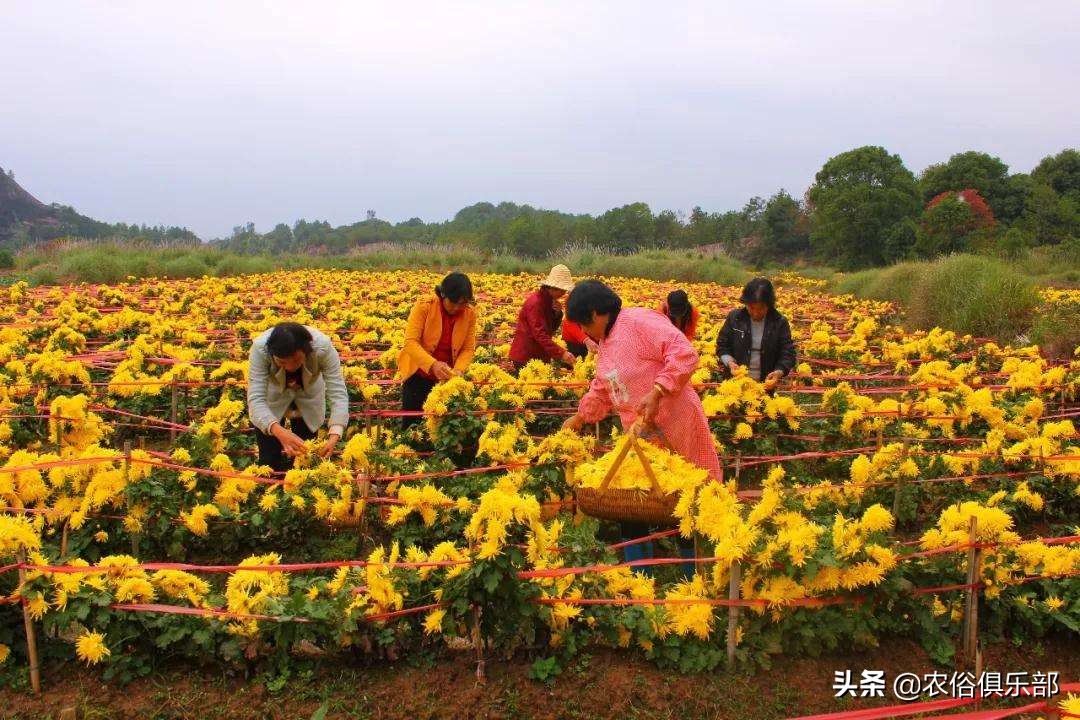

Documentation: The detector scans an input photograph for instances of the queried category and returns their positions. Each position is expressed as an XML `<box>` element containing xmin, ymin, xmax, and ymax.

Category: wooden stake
<box><xmin>891</xmin><ymin>476</ymin><xmax>905</xmax><ymax>527</ymax></box>
<box><xmin>727</xmin><ymin>561</ymin><xmax>741</xmax><ymax>668</ymax></box>
<box><xmin>122</xmin><ymin>440</ymin><xmax>133</xmax><ymax>481</ymax></box>
<box><xmin>693</xmin><ymin>533</ymin><xmax>705</xmax><ymax>577</ymax></box>
<box><xmin>357</xmin><ymin>473</ymin><xmax>371</xmax><ymax>534</ymax></box>
<box><xmin>169</xmin><ymin>381</ymin><xmax>179</xmax><ymax>444</ymax></box>
<box><xmin>16</xmin><ymin>550</ymin><xmax>41</xmax><ymax>693</ymax></box>
<box><xmin>962</xmin><ymin>516</ymin><xmax>981</xmax><ymax>666</ymax></box>
<box><xmin>122</xmin><ymin>441</ymin><xmax>140</xmax><ymax>555</ymax></box>
<box><xmin>892</xmin><ymin>439</ymin><xmax>911</xmax><ymax>527</ymax></box>
<box><xmin>59</xmin><ymin>520</ymin><xmax>69</xmax><ymax>559</ymax></box>
<box><xmin>473</xmin><ymin>605</ymin><xmax>485</xmax><ymax>683</ymax></box>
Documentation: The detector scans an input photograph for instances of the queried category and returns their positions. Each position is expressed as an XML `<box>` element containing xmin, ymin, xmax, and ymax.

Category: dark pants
<box><xmin>620</xmin><ymin>521</ymin><xmax>696</xmax><ymax>579</ymax></box>
<box><xmin>401</xmin><ymin>373</ymin><xmax>437</xmax><ymax>430</ymax></box>
<box><xmin>566</xmin><ymin>341</ymin><xmax>588</xmax><ymax>359</ymax></box>
<box><xmin>254</xmin><ymin>417</ymin><xmax>316</xmax><ymax>472</ymax></box>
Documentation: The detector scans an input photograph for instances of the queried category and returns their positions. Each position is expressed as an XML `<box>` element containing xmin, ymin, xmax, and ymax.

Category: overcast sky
<box><xmin>2</xmin><ymin>1</ymin><xmax>1078</xmax><ymax>239</ymax></box>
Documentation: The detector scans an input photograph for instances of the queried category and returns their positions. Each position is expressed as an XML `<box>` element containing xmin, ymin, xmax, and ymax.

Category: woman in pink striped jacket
<box><xmin>561</xmin><ymin>280</ymin><xmax>720</xmax><ymax>480</ymax></box>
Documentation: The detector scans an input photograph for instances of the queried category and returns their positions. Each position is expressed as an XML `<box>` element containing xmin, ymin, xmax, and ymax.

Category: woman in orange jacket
<box><xmin>396</xmin><ymin>272</ymin><xmax>477</xmax><ymax>429</ymax></box>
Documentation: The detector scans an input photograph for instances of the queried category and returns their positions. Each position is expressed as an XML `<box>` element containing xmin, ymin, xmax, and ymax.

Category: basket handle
<box><xmin>598</xmin><ymin>423</ymin><xmax>636</xmax><ymax>491</ymax></box>
<box><xmin>598</xmin><ymin>422</ymin><xmax>663</xmax><ymax>496</ymax></box>
<box><xmin>627</xmin><ymin>432</ymin><xmax>663</xmax><ymax>497</ymax></box>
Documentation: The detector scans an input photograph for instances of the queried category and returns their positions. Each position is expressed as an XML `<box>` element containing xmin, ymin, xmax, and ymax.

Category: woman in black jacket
<box><xmin>716</xmin><ymin>277</ymin><xmax>796</xmax><ymax>388</ymax></box>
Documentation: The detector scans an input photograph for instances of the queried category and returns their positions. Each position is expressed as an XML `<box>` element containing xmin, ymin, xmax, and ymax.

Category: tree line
<box><xmin>7</xmin><ymin>147</ymin><xmax>1078</xmax><ymax>269</ymax></box>
<box><xmin>214</xmin><ymin>147</ymin><xmax>1079</xmax><ymax>269</ymax></box>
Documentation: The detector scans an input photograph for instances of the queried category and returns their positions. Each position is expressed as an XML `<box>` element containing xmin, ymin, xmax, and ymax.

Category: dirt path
<box><xmin>2</xmin><ymin>636</ymin><xmax>1076</xmax><ymax>720</ymax></box>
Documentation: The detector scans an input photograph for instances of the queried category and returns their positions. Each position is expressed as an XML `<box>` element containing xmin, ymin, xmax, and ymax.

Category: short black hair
<box><xmin>666</xmin><ymin>289</ymin><xmax>690</xmax><ymax>316</ymax></box>
<box><xmin>567</xmin><ymin>279</ymin><xmax>622</xmax><ymax>329</ymax></box>
<box><xmin>740</xmin><ymin>277</ymin><xmax>776</xmax><ymax>308</ymax></box>
<box><xmin>435</xmin><ymin>272</ymin><xmax>474</xmax><ymax>303</ymax></box>
<box><xmin>266</xmin><ymin>322</ymin><xmax>313</xmax><ymax>358</ymax></box>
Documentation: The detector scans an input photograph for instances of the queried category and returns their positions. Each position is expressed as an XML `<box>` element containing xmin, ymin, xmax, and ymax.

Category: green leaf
<box><xmin>483</xmin><ymin>570</ymin><xmax>500</xmax><ymax>594</ymax></box>
<box><xmin>309</xmin><ymin>703</ymin><xmax>328</xmax><ymax>720</ymax></box>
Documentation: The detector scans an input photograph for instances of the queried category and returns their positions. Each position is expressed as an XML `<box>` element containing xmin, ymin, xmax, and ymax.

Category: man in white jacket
<box><xmin>246</xmin><ymin>322</ymin><xmax>349</xmax><ymax>471</ymax></box>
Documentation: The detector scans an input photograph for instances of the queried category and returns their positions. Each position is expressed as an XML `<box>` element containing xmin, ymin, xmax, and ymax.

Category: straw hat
<box><xmin>541</xmin><ymin>264</ymin><xmax>574</xmax><ymax>292</ymax></box>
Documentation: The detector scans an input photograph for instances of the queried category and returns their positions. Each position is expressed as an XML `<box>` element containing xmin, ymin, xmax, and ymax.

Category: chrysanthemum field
<box><xmin>0</xmin><ymin>270</ymin><xmax>1076</xmax><ymax>694</ymax></box>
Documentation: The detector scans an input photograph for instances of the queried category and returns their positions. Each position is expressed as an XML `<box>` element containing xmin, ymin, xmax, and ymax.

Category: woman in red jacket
<box><xmin>562</xmin><ymin>317</ymin><xmax>589</xmax><ymax>359</ymax></box>
<box><xmin>509</xmin><ymin>264</ymin><xmax>577</xmax><ymax>371</ymax></box>
<box><xmin>657</xmin><ymin>289</ymin><xmax>700</xmax><ymax>341</ymax></box>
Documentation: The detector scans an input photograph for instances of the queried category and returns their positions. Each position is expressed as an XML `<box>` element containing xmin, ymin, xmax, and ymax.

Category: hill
<box><xmin>0</xmin><ymin>165</ymin><xmax>198</xmax><ymax>249</ymax></box>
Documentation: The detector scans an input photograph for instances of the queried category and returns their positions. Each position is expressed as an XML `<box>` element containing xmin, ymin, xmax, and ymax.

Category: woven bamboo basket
<box><xmin>572</xmin><ymin>425</ymin><xmax>679</xmax><ymax>527</ymax></box>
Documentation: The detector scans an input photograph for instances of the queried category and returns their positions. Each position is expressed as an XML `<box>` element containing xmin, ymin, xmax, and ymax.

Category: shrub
<box><xmin>905</xmin><ymin>255</ymin><xmax>1038</xmax><ymax>340</ymax></box>
<box><xmin>59</xmin><ymin>249</ymin><xmax>127</xmax><ymax>284</ymax></box>
<box><xmin>28</xmin><ymin>263</ymin><xmax>60</xmax><ymax>286</ymax></box>
<box><xmin>834</xmin><ymin>255</ymin><xmax>1040</xmax><ymax>341</ymax></box>
<box><xmin>213</xmin><ymin>255</ymin><xmax>276</xmax><ymax>277</ymax></box>
<box><xmin>161</xmin><ymin>255</ymin><xmax>211</xmax><ymax>279</ymax></box>
<box><xmin>1031</xmin><ymin>301</ymin><xmax>1080</xmax><ymax>359</ymax></box>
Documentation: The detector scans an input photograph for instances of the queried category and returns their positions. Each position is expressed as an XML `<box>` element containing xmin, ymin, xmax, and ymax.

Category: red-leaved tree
<box><xmin>916</xmin><ymin>188</ymin><xmax>996</xmax><ymax>257</ymax></box>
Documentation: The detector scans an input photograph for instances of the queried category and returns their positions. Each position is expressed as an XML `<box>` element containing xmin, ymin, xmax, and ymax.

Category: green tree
<box><xmin>1031</xmin><ymin>149</ymin><xmax>1080</xmax><ymax>202</ymax></box>
<box><xmin>807</xmin><ymin>146</ymin><xmax>921</xmax><ymax>268</ymax></box>
<box><xmin>1020</xmin><ymin>183</ymin><xmax>1079</xmax><ymax>245</ymax></box>
<box><xmin>915</xmin><ymin>195</ymin><xmax>977</xmax><ymax>257</ymax></box>
<box><xmin>504</xmin><ymin>211</ymin><xmax>566</xmax><ymax>257</ymax></box>
<box><xmin>685</xmin><ymin>206</ymin><xmax>716</xmax><ymax>248</ymax></box>
<box><xmin>595</xmin><ymin>202</ymin><xmax>656</xmax><ymax>252</ymax></box>
<box><xmin>761</xmin><ymin>189</ymin><xmax>810</xmax><ymax>259</ymax></box>
<box><xmin>882</xmin><ymin>217</ymin><xmax>917</xmax><ymax>263</ymax></box>
<box><xmin>653</xmin><ymin>210</ymin><xmax>683</xmax><ymax>247</ymax></box>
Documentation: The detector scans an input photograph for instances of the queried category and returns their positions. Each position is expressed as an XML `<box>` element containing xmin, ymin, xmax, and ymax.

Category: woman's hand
<box><xmin>562</xmin><ymin>414</ymin><xmax>585</xmax><ymax>433</ymax></box>
<box><xmin>318</xmin><ymin>432</ymin><xmax>341</xmax><ymax>459</ymax></box>
<box><xmin>764</xmin><ymin>369</ymin><xmax>783</xmax><ymax>389</ymax></box>
<box><xmin>430</xmin><ymin>361</ymin><xmax>454</xmax><ymax>381</ymax></box>
<box><xmin>635</xmin><ymin>385</ymin><xmax>664</xmax><ymax>428</ymax></box>
<box><xmin>272</xmin><ymin>424</ymin><xmax>307</xmax><ymax>457</ymax></box>
<box><xmin>561</xmin><ymin>350</ymin><xmax>577</xmax><ymax>366</ymax></box>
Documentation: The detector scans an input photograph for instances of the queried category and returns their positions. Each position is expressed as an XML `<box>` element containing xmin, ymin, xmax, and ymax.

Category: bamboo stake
<box><xmin>16</xmin><ymin>550</ymin><xmax>41</xmax><ymax>693</ymax></box>
<box><xmin>727</xmin><ymin>561</ymin><xmax>741</xmax><ymax>668</ymax></box>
